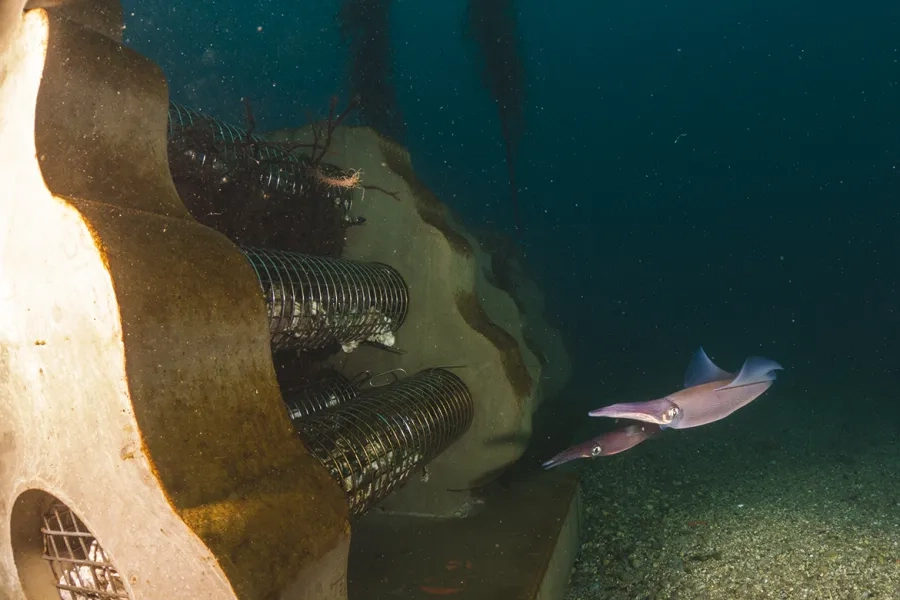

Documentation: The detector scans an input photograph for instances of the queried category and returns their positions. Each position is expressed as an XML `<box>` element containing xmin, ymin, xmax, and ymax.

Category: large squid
<box><xmin>543</xmin><ymin>347</ymin><xmax>783</xmax><ymax>468</ymax></box>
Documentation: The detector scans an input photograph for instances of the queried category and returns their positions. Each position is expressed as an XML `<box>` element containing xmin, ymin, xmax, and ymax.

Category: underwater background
<box><xmin>121</xmin><ymin>0</ymin><xmax>900</xmax><ymax>597</ymax></box>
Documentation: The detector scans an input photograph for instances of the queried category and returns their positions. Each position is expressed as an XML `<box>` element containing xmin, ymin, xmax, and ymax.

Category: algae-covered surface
<box><xmin>563</xmin><ymin>403</ymin><xmax>900</xmax><ymax>600</ymax></box>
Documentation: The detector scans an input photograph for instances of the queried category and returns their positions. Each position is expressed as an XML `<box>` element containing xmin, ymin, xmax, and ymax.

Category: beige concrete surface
<box><xmin>0</xmin><ymin>7</ymin><xmax>350</xmax><ymax>599</ymax></box>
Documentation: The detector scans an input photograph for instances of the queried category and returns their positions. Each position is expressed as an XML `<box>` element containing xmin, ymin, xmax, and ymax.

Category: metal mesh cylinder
<box><xmin>167</xmin><ymin>102</ymin><xmax>310</xmax><ymax>196</ymax></box>
<box><xmin>283</xmin><ymin>370</ymin><xmax>359</xmax><ymax>420</ymax></box>
<box><xmin>294</xmin><ymin>368</ymin><xmax>474</xmax><ymax>516</ymax></box>
<box><xmin>241</xmin><ymin>246</ymin><xmax>408</xmax><ymax>352</ymax></box>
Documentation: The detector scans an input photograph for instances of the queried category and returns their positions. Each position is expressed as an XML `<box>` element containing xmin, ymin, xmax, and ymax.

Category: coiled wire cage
<box><xmin>166</xmin><ymin>103</ymin><xmax>356</xmax><ymax>220</ymax></box>
<box><xmin>294</xmin><ymin>368</ymin><xmax>474</xmax><ymax>516</ymax></box>
<box><xmin>283</xmin><ymin>370</ymin><xmax>359</xmax><ymax>420</ymax></box>
<box><xmin>167</xmin><ymin>102</ymin><xmax>305</xmax><ymax>194</ymax></box>
<box><xmin>241</xmin><ymin>247</ymin><xmax>408</xmax><ymax>352</ymax></box>
<box><xmin>41</xmin><ymin>503</ymin><xmax>131</xmax><ymax>600</ymax></box>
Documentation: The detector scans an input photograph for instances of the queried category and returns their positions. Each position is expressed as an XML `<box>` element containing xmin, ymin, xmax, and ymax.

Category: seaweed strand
<box><xmin>339</xmin><ymin>0</ymin><xmax>406</xmax><ymax>143</ymax></box>
<box><xmin>466</xmin><ymin>0</ymin><xmax>526</xmax><ymax>234</ymax></box>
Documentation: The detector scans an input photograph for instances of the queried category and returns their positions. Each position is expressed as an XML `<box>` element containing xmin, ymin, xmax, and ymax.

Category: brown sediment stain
<box><xmin>454</xmin><ymin>290</ymin><xmax>533</xmax><ymax>400</ymax></box>
<box><xmin>179</xmin><ymin>470</ymin><xmax>351</xmax><ymax>597</ymax></box>
<box><xmin>0</xmin><ymin>431</ymin><xmax>14</xmax><ymax>455</ymax></box>
<box><xmin>74</xmin><ymin>201</ymin><xmax>350</xmax><ymax>600</ymax></box>
<box><xmin>375</xmin><ymin>137</ymin><xmax>532</xmax><ymax>400</ymax></box>
<box><xmin>522</xmin><ymin>328</ymin><xmax>547</xmax><ymax>367</ymax></box>
<box><xmin>378</xmin><ymin>139</ymin><xmax>473</xmax><ymax>258</ymax></box>
<box><xmin>29</xmin><ymin>23</ymin><xmax>350</xmax><ymax>597</ymax></box>
<box><xmin>482</xmin><ymin>258</ymin><xmax>545</xmax><ymax>373</ymax></box>
<box><xmin>488</xmin><ymin>251</ymin><xmax>526</xmax><ymax>315</ymax></box>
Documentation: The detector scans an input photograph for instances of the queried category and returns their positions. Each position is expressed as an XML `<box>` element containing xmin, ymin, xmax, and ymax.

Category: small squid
<box><xmin>543</xmin><ymin>347</ymin><xmax>783</xmax><ymax>469</ymax></box>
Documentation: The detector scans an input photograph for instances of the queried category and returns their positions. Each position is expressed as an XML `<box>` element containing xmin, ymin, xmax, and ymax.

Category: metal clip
<box><xmin>365</xmin><ymin>368</ymin><xmax>408</xmax><ymax>388</ymax></box>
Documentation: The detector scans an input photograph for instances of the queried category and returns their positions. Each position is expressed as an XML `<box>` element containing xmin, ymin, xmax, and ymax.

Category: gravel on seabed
<box><xmin>563</xmin><ymin>411</ymin><xmax>900</xmax><ymax>600</ymax></box>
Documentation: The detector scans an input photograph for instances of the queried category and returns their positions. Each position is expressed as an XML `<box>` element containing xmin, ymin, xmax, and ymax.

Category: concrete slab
<box><xmin>348</xmin><ymin>471</ymin><xmax>581</xmax><ymax>600</ymax></box>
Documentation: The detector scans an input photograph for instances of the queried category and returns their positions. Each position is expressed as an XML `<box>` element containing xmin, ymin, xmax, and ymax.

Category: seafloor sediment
<box><xmin>563</xmin><ymin>400</ymin><xmax>900</xmax><ymax>600</ymax></box>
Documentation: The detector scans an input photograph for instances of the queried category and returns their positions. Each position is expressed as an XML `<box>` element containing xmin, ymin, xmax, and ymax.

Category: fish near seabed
<box><xmin>541</xmin><ymin>347</ymin><xmax>783</xmax><ymax>469</ymax></box>
<box><xmin>589</xmin><ymin>347</ymin><xmax>783</xmax><ymax>429</ymax></box>
<box><xmin>542</xmin><ymin>422</ymin><xmax>663</xmax><ymax>469</ymax></box>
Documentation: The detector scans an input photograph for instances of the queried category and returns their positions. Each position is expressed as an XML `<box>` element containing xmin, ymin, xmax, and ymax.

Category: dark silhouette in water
<box><xmin>339</xmin><ymin>0</ymin><xmax>406</xmax><ymax>143</ymax></box>
<box><xmin>465</xmin><ymin>0</ymin><xmax>526</xmax><ymax>233</ymax></box>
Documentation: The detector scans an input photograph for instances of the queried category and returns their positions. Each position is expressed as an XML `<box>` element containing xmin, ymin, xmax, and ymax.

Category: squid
<box><xmin>543</xmin><ymin>347</ymin><xmax>783</xmax><ymax>468</ymax></box>
<box><xmin>542</xmin><ymin>422</ymin><xmax>663</xmax><ymax>468</ymax></box>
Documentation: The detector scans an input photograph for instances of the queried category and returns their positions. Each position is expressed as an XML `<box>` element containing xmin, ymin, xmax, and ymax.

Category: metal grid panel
<box><xmin>41</xmin><ymin>503</ymin><xmax>131</xmax><ymax>600</ymax></box>
<box><xmin>242</xmin><ymin>247</ymin><xmax>408</xmax><ymax>352</ymax></box>
<box><xmin>295</xmin><ymin>368</ymin><xmax>474</xmax><ymax>516</ymax></box>
<box><xmin>283</xmin><ymin>370</ymin><xmax>359</xmax><ymax>420</ymax></box>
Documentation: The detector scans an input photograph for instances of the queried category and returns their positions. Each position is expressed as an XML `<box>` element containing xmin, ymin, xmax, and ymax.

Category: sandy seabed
<box><xmin>562</xmin><ymin>404</ymin><xmax>900</xmax><ymax>600</ymax></box>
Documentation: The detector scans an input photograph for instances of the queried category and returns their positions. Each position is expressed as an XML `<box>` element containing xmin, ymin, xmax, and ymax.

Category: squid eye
<box><xmin>664</xmin><ymin>406</ymin><xmax>681</xmax><ymax>422</ymax></box>
<box><xmin>591</xmin><ymin>445</ymin><xmax>603</xmax><ymax>457</ymax></box>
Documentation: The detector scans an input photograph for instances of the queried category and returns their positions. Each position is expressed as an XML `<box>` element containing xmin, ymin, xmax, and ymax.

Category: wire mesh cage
<box><xmin>241</xmin><ymin>246</ymin><xmax>408</xmax><ymax>352</ymax></box>
<box><xmin>294</xmin><ymin>368</ymin><xmax>474</xmax><ymax>516</ymax></box>
<box><xmin>166</xmin><ymin>103</ymin><xmax>357</xmax><ymax>221</ymax></box>
<box><xmin>41</xmin><ymin>503</ymin><xmax>131</xmax><ymax>600</ymax></box>
<box><xmin>283</xmin><ymin>369</ymin><xmax>360</xmax><ymax>420</ymax></box>
<box><xmin>167</xmin><ymin>102</ymin><xmax>306</xmax><ymax>195</ymax></box>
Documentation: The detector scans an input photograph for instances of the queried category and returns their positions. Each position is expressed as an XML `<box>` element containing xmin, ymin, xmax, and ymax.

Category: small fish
<box><xmin>542</xmin><ymin>422</ymin><xmax>662</xmax><ymax>469</ymax></box>
<box><xmin>589</xmin><ymin>347</ymin><xmax>783</xmax><ymax>429</ymax></box>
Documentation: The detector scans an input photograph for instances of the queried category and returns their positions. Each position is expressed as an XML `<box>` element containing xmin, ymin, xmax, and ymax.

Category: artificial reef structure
<box><xmin>0</xmin><ymin>1</ymin><xmax>577</xmax><ymax>599</ymax></box>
